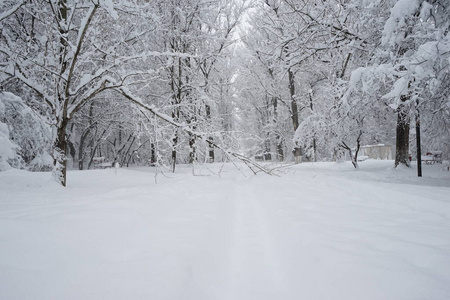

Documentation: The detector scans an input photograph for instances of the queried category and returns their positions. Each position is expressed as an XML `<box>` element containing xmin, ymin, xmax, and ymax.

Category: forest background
<box><xmin>1</xmin><ymin>0</ymin><xmax>449</xmax><ymax>186</ymax></box>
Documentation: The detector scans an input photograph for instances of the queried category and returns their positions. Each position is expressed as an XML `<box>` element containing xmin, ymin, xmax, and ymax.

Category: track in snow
<box><xmin>226</xmin><ymin>182</ymin><xmax>288</xmax><ymax>300</ymax></box>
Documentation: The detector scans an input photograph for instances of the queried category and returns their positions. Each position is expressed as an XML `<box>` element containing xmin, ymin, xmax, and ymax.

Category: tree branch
<box><xmin>0</xmin><ymin>0</ymin><xmax>27</xmax><ymax>22</ymax></box>
<box><xmin>116</xmin><ymin>87</ymin><xmax>277</xmax><ymax>176</ymax></box>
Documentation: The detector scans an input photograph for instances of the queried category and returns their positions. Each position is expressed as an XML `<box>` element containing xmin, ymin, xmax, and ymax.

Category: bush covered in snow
<box><xmin>0</xmin><ymin>92</ymin><xmax>52</xmax><ymax>171</ymax></box>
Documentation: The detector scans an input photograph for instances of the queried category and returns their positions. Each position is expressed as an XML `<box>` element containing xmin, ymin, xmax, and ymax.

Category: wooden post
<box><xmin>416</xmin><ymin>102</ymin><xmax>422</xmax><ymax>177</ymax></box>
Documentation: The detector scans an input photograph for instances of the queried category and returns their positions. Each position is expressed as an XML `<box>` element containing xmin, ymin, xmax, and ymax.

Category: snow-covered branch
<box><xmin>116</xmin><ymin>87</ymin><xmax>275</xmax><ymax>176</ymax></box>
<box><xmin>0</xmin><ymin>0</ymin><xmax>26</xmax><ymax>22</ymax></box>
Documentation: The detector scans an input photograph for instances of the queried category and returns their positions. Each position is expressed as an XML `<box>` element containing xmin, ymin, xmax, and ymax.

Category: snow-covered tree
<box><xmin>0</xmin><ymin>91</ymin><xmax>52</xmax><ymax>171</ymax></box>
<box><xmin>1</xmin><ymin>0</ymin><xmax>152</xmax><ymax>185</ymax></box>
<box><xmin>0</xmin><ymin>93</ymin><xmax>18</xmax><ymax>171</ymax></box>
<box><xmin>346</xmin><ymin>0</ymin><xmax>450</xmax><ymax>167</ymax></box>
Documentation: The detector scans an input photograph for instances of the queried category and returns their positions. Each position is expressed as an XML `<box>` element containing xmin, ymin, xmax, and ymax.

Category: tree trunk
<box><xmin>188</xmin><ymin>109</ymin><xmax>197</xmax><ymax>164</ymax></box>
<box><xmin>309</xmin><ymin>92</ymin><xmax>317</xmax><ymax>162</ymax></box>
<box><xmin>87</xmin><ymin>129</ymin><xmax>106</xmax><ymax>170</ymax></box>
<box><xmin>352</xmin><ymin>132</ymin><xmax>362</xmax><ymax>169</ymax></box>
<box><xmin>208</xmin><ymin>136</ymin><xmax>215</xmax><ymax>163</ymax></box>
<box><xmin>264</xmin><ymin>132</ymin><xmax>271</xmax><ymax>161</ymax></box>
<box><xmin>189</xmin><ymin>133</ymin><xmax>196</xmax><ymax>163</ymax></box>
<box><xmin>289</xmin><ymin>69</ymin><xmax>299</xmax><ymax>131</ymax></box>
<box><xmin>206</xmin><ymin>104</ymin><xmax>215</xmax><ymax>163</ymax></box>
<box><xmin>150</xmin><ymin>143</ymin><xmax>156</xmax><ymax>164</ymax></box>
<box><xmin>346</xmin><ymin>146</ymin><xmax>359</xmax><ymax>169</ymax></box>
<box><xmin>312</xmin><ymin>136</ymin><xmax>317</xmax><ymax>162</ymax></box>
<box><xmin>78</xmin><ymin>136</ymin><xmax>86</xmax><ymax>170</ymax></box>
<box><xmin>78</xmin><ymin>126</ymin><xmax>93</xmax><ymax>170</ymax></box>
<box><xmin>277</xmin><ymin>141</ymin><xmax>284</xmax><ymax>161</ymax></box>
<box><xmin>169</xmin><ymin>55</ymin><xmax>181</xmax><ymax>172</ymax></box>
<box><xmin>121</xmin><ymin>136</ymin><xmax>136</xmax><ymax>167</ymax></box>
<box><xmin>393</xmin><ymin>8</ymin><xmax>418</xmax><ymax>168</ymax></box>
<box><xmin>272</xmin><ymin>96</ymin><xmax>284</xmax><ymax>161</ymax></box>
<box><xmin>52</xmin><ymin>0</ymin><xmax>69</xmax><ymax>186</ymax></box>
<box><xmin>289</xmin><ymin>68</ymin><xmax>302</xmax><ymax>163</ymax></box>
<box><xmin>67</xmin><ymin>138</ymin><xmax>76</xmax><ymax>169</ymax></box>
<box><xmin>53</xmin><ymin>119</ymin><xmax>68</xmax><ymax>187</ymax></box>
<box><xmin>340</xmin><ymin>131</ymin><xmax>361</xmax><ymax>170</ymax></box>
<box><xmin>395</xmin><ymin>108</ymin><xmax>410</xmax><ymax>167</ymax></box>
<box><xmin>172</xmin><ymin>132</ymin><xmax>178</xmax><ymax>172</ymax></box>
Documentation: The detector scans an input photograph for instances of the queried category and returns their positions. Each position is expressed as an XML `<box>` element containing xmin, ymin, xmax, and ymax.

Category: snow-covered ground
<box><xmin>1</xmin><ymin>160</ymin><xmax>450</xmax><ymax>300</ymax></box>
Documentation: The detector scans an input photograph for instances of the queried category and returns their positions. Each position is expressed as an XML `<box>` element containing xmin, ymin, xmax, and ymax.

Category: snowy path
<box><xmin>227</xmin><ymin>182</ymin><xmax>288</xmax><ymax>300</ymax></box>
<box><xmin>1</xmin><ymin>161</ymin><xmax>450</xmax><ymax>299</ymax></box>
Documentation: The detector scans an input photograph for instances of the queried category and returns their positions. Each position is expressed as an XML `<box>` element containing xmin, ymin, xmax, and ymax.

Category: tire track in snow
<box><xmin>226</xmin><ymin>180</ymin><xmax>289</xmax><ymax>300</ymax></box>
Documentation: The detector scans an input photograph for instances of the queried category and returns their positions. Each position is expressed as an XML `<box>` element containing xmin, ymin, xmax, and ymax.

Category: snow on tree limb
<box><xmin>0</xmin><ymin>0</ymin><xmax>26</xmax><ymax>22</ymax></box>
<box><xmin>382</xmin><ymin>0</ymin><xmax>422</xmax><ymax>47</ymax></box>
<box><xmin>66</xmin><ymin>4</ymin><xmax>99</xmax><ymax>96</ymax></box>
<box><xmin>2</xmin><ymin>66</ymin><xmax>55</xmax><ymax>112</ymax></box>
<box><xmin>116</xmin><ymin>87</ymin><xmax>276</xmax><ymax>176</ymax></box>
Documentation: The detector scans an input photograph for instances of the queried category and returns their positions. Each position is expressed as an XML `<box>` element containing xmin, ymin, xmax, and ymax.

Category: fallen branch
<box><xmin>116</xmin><ymin>87</ymin><xmax>276</xmax><ymax>176</ymax></box>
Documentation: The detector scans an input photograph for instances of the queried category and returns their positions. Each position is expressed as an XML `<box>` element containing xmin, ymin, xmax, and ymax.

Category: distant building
<box><xmin>359</xmin><ymin>144</ymin><xmax>394</xmax><ymax>160</ymax></box>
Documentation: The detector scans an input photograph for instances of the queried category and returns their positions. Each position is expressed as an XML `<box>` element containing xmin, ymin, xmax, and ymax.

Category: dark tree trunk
<box><xmin>395</xmin><ymin>108</ymin><xmax>410</xmax><ymax>167</ymax></box>
<box><xmin>78</xmin><ymin>138</ymin><xmax>85</xmax><ymax>170</ymax></box>
<box><xmin>52</xmin><ymin>0</ymin><xmax>69</xmax><ymax>186</ymax></box>
<box><xmin>352</xmin><ymin>132</ymin><xmax>362</xmax><ymax>169</ymax></box>
<box><xmin>289</xmin><ymin>68</ymin><xmax>302</xmax><ymax>163</ymax></box>
<box><xmin>189</xmin><ymin>133</ymin><xmax>196</xmax><ymax>164</ymax></box>
<box><xmin>87</xmin><ymin>129</ymin><xmax>106</xmax><ymax>170</ymax></box>
<box><xmin>208</xmin><ymin>136</ymin><xmax>215</xmax><ymax>163</ymax></box>
<box><xmin>122</xmin><ymin>136</ymin><xmax>136</xmax><ymax>167</ymax></box>
<box><xmin>264</xmin><ymin>132</ymin><xmax>271</xmax><ymax>161</ymax></box>
<box><xmin>187</xmin><ymin>109</ymin><xmax>197</xmax><ymax>165</ymax></box>
<box><xmin>78</xmin><ymin>126</ymin><xmax>93</xmax><ymax>170</ymax></box>
<box><xmin>312</xmin><ymin>137</ymin><xmax>317</xmax><ymax>162</ymax></box>
<box><xmin>393</xmin><ymin>8</ymin><xmax>418</xmax><ymax>168</ymax></box>
<box><xmin>67</xmin><ymin>138</ymin><xmax>76</xmax><ymax>168</ymax></box>
<box><xmin>206</xmin><ymin>104</ymin><xmax>215</xmax><ymax>163</ymax></box>
<box><xmin>289</xmin><ymin>69</ymin><xmax>299</xmax><ymax>131</ymax></box>
<box><xmin>150</xmin><ymin>143</ymin><xmax>156</xmax><ymax>164</ymax></box>
<box><xmin>53</xmin><ymin>119</ymin><xmax>68</xmax><ymax>187</ymax></box>
<box><xmin>169</xmin><ymin>55</ymin><xmax>181</xmax><ymax>172</ymax></box>
<box><xmin>277</xmin><ymin>142</ymin><xmax>284</xmax><ymax>161</ymax></box>
<box><xmin>172</xmin><ymin>132</ymin><xmax>178</xmax><ymax>172</ymax></box>
<box><xmin>309</xmin><ymin>92</ymin><xmax>317</xmax><ymax>162</ymax></box>
<box><xmin>272</xmin><ymin>97</ymin><xmax>284</xmax><ymax>161</ymax></box>
<box><xmin>340</xmin><ymin>131</ymin><xmax>362</xmax><ymax>169</ymax></box>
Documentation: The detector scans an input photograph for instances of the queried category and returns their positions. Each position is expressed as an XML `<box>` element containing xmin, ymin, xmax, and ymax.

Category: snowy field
<box><xmin>1</xmin><ymin>160</ymin><xmax>450</xmax><ymax>300</ymax></box>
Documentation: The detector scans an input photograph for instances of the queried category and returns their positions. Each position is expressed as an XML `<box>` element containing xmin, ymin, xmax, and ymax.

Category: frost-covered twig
<box><xmin>0</xmin><ymin>0</ymin><xmax>27</xmax><ymax>22</ymax></box>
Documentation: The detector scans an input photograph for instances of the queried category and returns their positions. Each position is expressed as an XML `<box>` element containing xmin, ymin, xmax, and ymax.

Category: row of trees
<box><xmin>1</xmin><ymin>0</ymin><xmax>449</xmax><ymax>186</ymax></box>
<box><xmin>1</xmin><ymin>0</ymin><xmax>250</xmax><ymax>186</ymax></box>
<box><xmin>236</xmin><ymin>0</ymin><xmax>450</xmax><ymax>169</ymax></box>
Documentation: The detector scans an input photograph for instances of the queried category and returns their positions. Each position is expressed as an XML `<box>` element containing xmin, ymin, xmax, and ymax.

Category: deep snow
<box><xmin>1</xmin><ymin>160</ymin><xmax>449</xmax><ymax>300</ymax></box>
